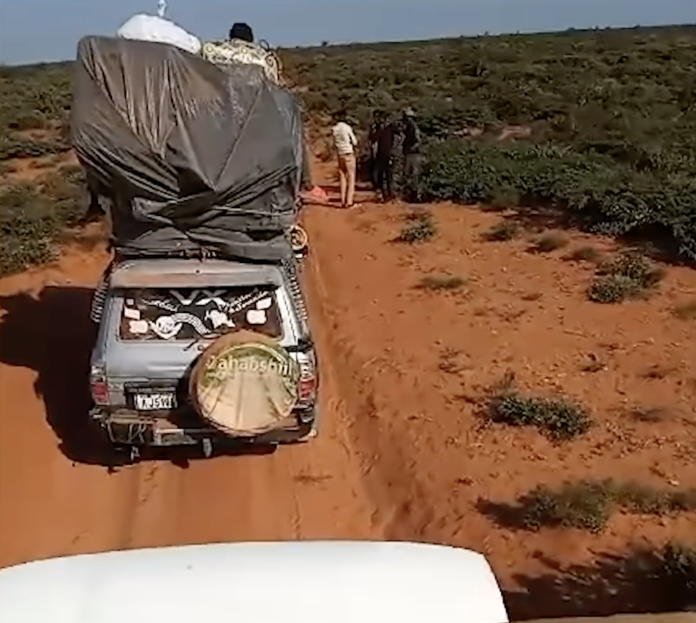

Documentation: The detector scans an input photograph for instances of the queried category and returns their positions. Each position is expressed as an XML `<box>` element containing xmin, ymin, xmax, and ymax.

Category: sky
<box><xmin>1</xmin><ymin>0</ymin><xmax>695</xmax><ymax>65</ymax></box>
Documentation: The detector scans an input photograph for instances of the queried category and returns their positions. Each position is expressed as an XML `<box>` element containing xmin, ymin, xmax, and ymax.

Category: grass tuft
<box><xmin>416</xmin><ymin>274</ymin><xmax>466</xmax><ymax>291</ymax></box>
<box><xmin>394</xmin><ymin>213</ymin><xmax>437</xmax><ymax>243</ymax></box>
<box><xmin>481</xmin><ymin>479</ymin><xmax>696</xmax><ymax>533</ymax></box>
<box><xmin>532</xmin><ymin>233</ymin><xmax>569</xmax><ymax>253</ymax></box>
<box><xmin>566</xmin><ymin>246</ymin><xmax>602</xmax><ymax>263</ymax></box>
<box><xmin>672</xmin><ymin>300</ymin><xmax>696</xmax><ymax>320</ymax></box>
<box><xmin>483</xmin><ymin>221</ymin><xmax>521</xmax><ymax>242</ymax></box>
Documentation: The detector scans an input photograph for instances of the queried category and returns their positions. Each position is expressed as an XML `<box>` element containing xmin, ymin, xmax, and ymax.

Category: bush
<box><xmin>417</xmin><ymin>138</ymin><xmax>696</xmax><ymax>261</ymax></box>
<box><xmin>486</xmin><ymin>373</ymin><xmax>592</xmax><ymax>440</ymax></box>
<box><xmin>489</xmin><ymin>479</ymin><xmax>696</xmax><ymax>533</ymax></box>
<box><xmin>587</xmin><ymin>274</ymin><xmax>646</xmax><ymax>303</ymax></box>
<box><xmin>0</xmin><ymin>133</ymin><xmax>69</xmax><ymax>161</ymax></box>
<box><xmin>489</xmin><ymin>393</ymin><xmax>592</xmax><ymax>440</ymax></box>
<box><xmin>587</xmin><ymin>251</ymin><xmax>665</xmax><ymax>303</ymax></box>
<box><xmin>596</xmin><ymin>252</ymin><xmax>665</xmax><ymax>286</ymax></box>
<box><xmin>533</xmin><ymin>233</ymin><xmax>569</xmax><ymax>252</ymax></box>
<box><xmin>416</xmin><ymin>275</ymin><xmax>466</xmax><ymax>290</ymax></box>
<box><xmin>518</xmin><ymin>481</ymin><xmax>612</xmax><ymax>532</ymax></box>
<box><xmin>394</xmin><ymin>213</ymin><xmax>437</xmax><ymax>243</ymax></box>
<box><xmin>0</xmin><ymin>174</ymin><xmax>87</xmax><ymax>276</ymax></box>
<box><xmin>483</xmin><ymin>221</ymin><xmax>521</xmax><ymax>241</ymax></box>
<box><xmin>566</xmin><ymin>246</ymin><xmax>602</xmax><ymax>263</ymax></box>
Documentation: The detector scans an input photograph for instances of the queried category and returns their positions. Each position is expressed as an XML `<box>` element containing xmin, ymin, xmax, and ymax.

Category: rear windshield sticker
<box><xmin>120</xmin><ymin>287</ymin><xmax>281</xmax><ymax>340</ymax></box>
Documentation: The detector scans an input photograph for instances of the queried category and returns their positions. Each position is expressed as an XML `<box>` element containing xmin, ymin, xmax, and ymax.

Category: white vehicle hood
<box><xmin>0</xmin><ymin>540</ymin><xmax>508</xmax><ymax>623</ymax></box>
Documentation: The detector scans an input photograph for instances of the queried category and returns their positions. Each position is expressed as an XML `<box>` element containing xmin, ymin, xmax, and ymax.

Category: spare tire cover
<box><xmin>190</xmin><ymin>331</ymin><xmax>300</xmax><ymax>437</ymax></box>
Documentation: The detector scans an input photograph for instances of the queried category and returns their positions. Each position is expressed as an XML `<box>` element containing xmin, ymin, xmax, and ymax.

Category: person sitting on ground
<box><xmin>331</xmin><ymin>110</ymin><xmax>358</xmax><ymax>208</ymax></box>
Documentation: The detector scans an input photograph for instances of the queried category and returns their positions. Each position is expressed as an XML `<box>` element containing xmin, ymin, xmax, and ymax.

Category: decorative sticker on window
<box><xmin>119</xmin><ymin>288</ymin><xmax>281</xmax><ymax>341</ymax></box>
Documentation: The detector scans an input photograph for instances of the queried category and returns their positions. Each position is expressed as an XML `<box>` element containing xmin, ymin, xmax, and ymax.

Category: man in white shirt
<box><xmin>331</xmin><ymin>110</ymin><xmax>358</xmax><ymax>208</ymax></box>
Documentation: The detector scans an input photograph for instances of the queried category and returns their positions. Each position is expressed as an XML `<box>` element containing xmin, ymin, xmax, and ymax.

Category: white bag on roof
<box><xmin>116</xmin><ymin>14</ymin><xmax>201</xmax><ymax>55</ymax></box>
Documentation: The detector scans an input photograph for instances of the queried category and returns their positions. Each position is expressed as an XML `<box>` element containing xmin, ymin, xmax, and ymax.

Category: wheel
<box><xmin>111</xmin><ymin>444</ymin><xmax>141</xmax><ymax>466</ymax></box>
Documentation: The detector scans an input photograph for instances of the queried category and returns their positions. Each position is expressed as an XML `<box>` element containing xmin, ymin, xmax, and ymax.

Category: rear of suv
<box><xmin>89</xmin><ymin>257</ymin><xmax>319</xmax><ymax>461</ymax></box>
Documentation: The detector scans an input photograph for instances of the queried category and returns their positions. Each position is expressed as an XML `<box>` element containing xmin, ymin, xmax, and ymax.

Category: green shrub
<box><xmin>503</xmin><ymin>479</ymin><xmax>696</xmax><ymax>533</ymax></box>
<box><xmin>486</xmin><ymin>374</ymin><xmax>592</xmax><ymax>440</ymax></box>
<box><xmin>489</xmin><ymin>393</ymin><xmax>592</xmax><ymax>440</ymax></box>
<box><xmin>417</xmin><ymin>138</ymin><xmax>696</xmax><ymax>261</ymax></box>
<box><xmin>587</xmin><ymin>274</ymin><xmax>646</xmax><ymax>303</ymax></box>
<box><xmin>394</xmin><ymin>213</ymin><xmax>437</xmax><ymax>243</ymax></box>
<box><xmin>587</xmin><ymin>251</ymin><xmax>665</xmax><ymax>303</ymax></box>
<box><xmin>596</xmin><ymin>252</ymin><xmax>665</xmax><ymax>286</ymax></box>
<box><xmin>518</xmin><ymin>481</ymin><xmax>612</xmax><ymax>532</ymax></box>
<box><xmin>0</xmin><ymin>174</ymin><xmax>87</xmax><ymax>276</ymax></box>
<box><xmin>483</xmin><ymin>221</ymin><xmax>521</xmax><ymax>241</ymax></box>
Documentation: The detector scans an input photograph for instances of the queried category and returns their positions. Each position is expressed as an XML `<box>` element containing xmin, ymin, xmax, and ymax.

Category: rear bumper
<box><xmin>91</xmin><ymin>406</ymin><xmax>317</xmax><ymax>447</ymax></box>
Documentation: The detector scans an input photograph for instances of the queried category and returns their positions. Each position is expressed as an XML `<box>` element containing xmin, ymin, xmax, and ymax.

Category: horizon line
<box><xmin>1</xmin><ymin>21</ymin><xmax>694</xmax><ymax>68</ymax></box>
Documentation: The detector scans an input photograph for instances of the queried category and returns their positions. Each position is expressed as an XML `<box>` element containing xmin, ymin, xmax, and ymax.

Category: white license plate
<box><xmin>133</xmin><ymin>393</ymin><xmax>177</xmax><ymax>411</ymax></box>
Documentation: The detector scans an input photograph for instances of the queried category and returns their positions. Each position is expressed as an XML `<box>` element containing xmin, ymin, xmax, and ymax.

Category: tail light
<box><xmin>296</xmin><ymin>357</ymin><xmax>317</xmax><ymax>407</ymax></box>
<box><xmin>90</xmin><ymin>363</ymin><xmax>110</xmax><ymax>405</ymax></box>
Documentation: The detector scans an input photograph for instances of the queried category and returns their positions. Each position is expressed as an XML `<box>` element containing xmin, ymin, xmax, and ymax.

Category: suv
<box><xmin>89</xmin><ymin>256</ymin><xmax>319</xmax><ymax>462</ymax></box>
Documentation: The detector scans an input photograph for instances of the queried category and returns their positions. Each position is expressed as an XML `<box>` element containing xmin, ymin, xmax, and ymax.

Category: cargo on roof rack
<box><xmin>71</xmin><ymin>35</ymin><xmax>304</xmax><ymax>263</ymax></box>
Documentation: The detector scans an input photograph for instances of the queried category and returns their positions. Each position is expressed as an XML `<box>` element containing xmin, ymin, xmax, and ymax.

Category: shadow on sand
<box><xmin>478</xmin><ymin>203</ymin><xmax>695</xmax><ymax>267</ymax></box>
<box><xmin>503</xmin><ymin>546</ymin><xmax>696</xmax><ymax>621</ymax></box>
<box><xmin>0</xmin><ymin>286</ymin><xmax>276</xmax><ymax>470</ymax></box>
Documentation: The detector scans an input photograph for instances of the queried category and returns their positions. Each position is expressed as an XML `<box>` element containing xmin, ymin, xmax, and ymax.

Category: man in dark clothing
<box><xmin>367</xmin><ymin>110</ymin><xmax>385</xmax><ymax>190</ymax></box>
<box><xmin>373</xmin><ymin>116</ymin><xmax>398</xmax><ymax>202</ymax></box>
<box><xmin>229</xmin><ymin>22</ymin><xmax>254</xmax><ymax>42</ymax></box>
<box><xmin>401</xmin><ymin>107</ymin><xmax>422</xmax><ymax>203</ymax></box>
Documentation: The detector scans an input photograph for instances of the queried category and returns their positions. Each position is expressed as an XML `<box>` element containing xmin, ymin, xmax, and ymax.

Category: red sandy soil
<box><xmin>1</xmin><ymin>160</ymin><xmax>695</xmax><ymax>620</ymax></box>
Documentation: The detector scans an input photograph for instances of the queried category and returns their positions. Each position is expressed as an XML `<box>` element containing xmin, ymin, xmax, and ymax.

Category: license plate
<box><xmin>133</xmin><ymin>393</ymin><xmax>177</xmax><ymax>411</ymax></box>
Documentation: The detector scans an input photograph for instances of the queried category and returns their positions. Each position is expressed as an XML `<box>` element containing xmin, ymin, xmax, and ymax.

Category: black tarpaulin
<box><xmin>71</xmin><ymin>36</ymin><xmax>304</xmax><ymax>262</ymax></box>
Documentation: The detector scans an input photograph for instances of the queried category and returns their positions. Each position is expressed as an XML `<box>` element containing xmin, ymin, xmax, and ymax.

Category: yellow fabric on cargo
<box><xmin>200</xmin><ymin>39</ymin><xmax>283</xmax><ymax>84</ymax></box>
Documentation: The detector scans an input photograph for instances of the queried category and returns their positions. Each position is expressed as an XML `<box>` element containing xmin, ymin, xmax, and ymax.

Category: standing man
<box><xmin>401</xmin><ymin>107</ymin><xmax>422</xmax><ymax>203</ymax></box>
<box><xmin>331</xmin><ymin>110</ymin><xmax>358</xmax><ymax>208</ymax></box>
<box><xmin>373</xmin><ymin>114</ymin><xmax>398</xmax><ymax>202</ymax></box>
<box><xmin>368</xmin><ymin>110</ymin><xmax>385</xmax><ymax>190</ymax></box>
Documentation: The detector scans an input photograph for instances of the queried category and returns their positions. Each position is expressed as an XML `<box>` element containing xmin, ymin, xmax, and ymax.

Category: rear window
<box><xmin>118</xmin><ymin>287</ymin><xmax>282</xmax><ymax>341</ymax></box>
